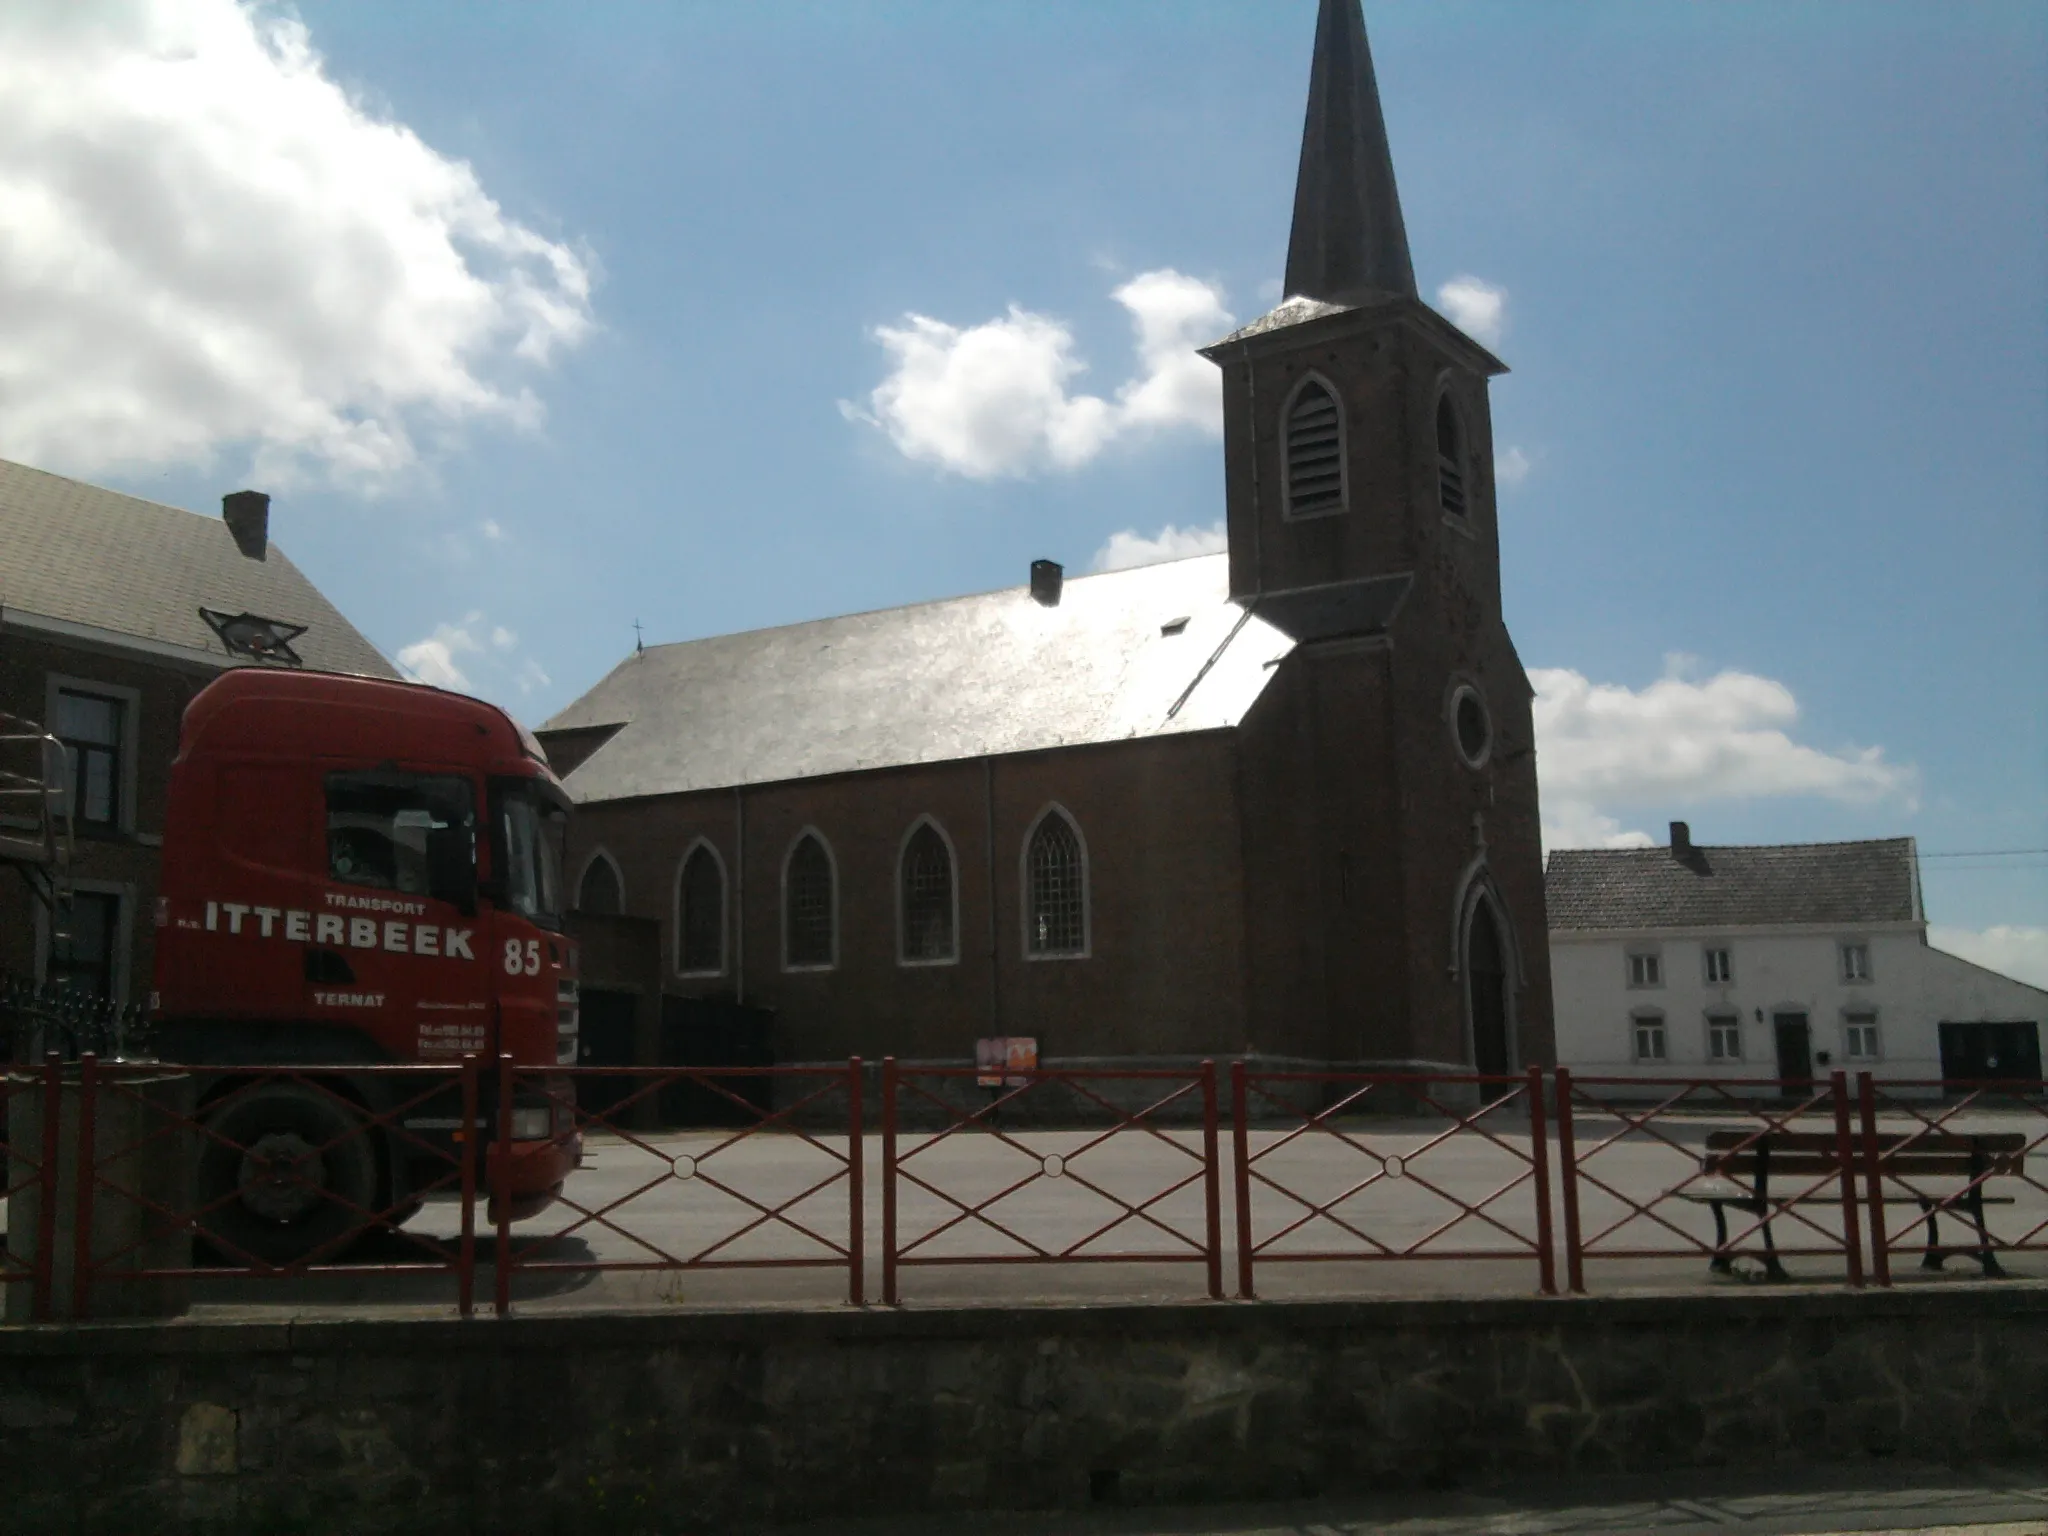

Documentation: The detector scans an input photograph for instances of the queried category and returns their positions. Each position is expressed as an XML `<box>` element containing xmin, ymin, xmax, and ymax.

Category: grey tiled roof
<box><xmin>1544</xmin><ymin>838</ymin><xmax>1921</xmax><ymax>932</ymax></box>
<box><xmin>0</xmin><ymin>457</ymin><xmax>396</xmax><ymax>678</ymax></box>
<box><xmin>540</xmin><ymin>553</ymin><xmax>1303</xmax><ymax>804</ymax></box>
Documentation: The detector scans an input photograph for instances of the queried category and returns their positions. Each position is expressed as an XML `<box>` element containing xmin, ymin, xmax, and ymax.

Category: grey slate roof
<box><xmin>540</xmin><ymin>553</ymin><xmax>1302</xmax><ymax>804</ymax></box>
<box><xmin>0</xmin><ymin>457</ymin><xmax>396</xmax><ymax>678</ymax></box>
<box><xmin>1545</xmin><ymin>838</ymin><xmax>1922</xmax><ymax>933</ymax></box>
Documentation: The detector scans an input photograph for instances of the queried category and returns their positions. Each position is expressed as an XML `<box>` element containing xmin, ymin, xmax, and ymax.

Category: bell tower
<box><xmin>1201</xmin><ymin>0</ymin><xmax>1508</xmax><ymax>617</ymax></box>
<box><xmin>1214</xmin><ymin>0</ymin><xmax>1556</xmax><ymax>1077</ymax></box>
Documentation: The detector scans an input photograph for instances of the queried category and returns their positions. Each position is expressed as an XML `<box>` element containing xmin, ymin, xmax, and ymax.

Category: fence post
<box><xmin>457</xmin><ymin>1054</ymin><xmax>479</xmax><ymax>1318</ymax></box>
<box><xmin>494</xmin><ymin>1053</ymin><xmax>514</xmax><ymax>1318</ymax></box>
<box><xmin>1230</xmin><ymin>1060</ymin><xmax>1254</xmax><ymax>1300</ymax></box>
<box><xmin>1829</xmin><ymin>1071</ymin><xmax>1864</xmax><ymax>1288</ymax></box>
<box><xmin>1200</xmin><ymin>1061</ymin><xmax>1223</xmax><ymax>1301</ymax></box>
<box><xmin>32</xmin><ymin>1052</ymin><xmax>61</xmax><ymax>1322</ymax></box>
<box><xmin>1526</xmin><ymin>1065</ymin><xmax>1557</xmax><ymax>1296</ymax></box>
<box><xmin>881</xmin><ymin>1057</ymin><xmax>898</xmax><ymax>1307</ymax></box>
<box><xmin>847</xmin><ymin>1057</ymin><xmax>865</xmax><ymax>1307</ymax></box>
<box><xmin>70</xmin><ymin>1053</ymin><xmax>99</xmax><ymax>1320</ymax></box>
<box><xmin>1553</xmin><ymin>1067</ymin><xmax>1584</xmax><ymax>1294</ymax></box>
<box><xmin>1858</xmin><ymin>1072</ymin><xmax>1891</xmax><ymax>1288</ymax></box>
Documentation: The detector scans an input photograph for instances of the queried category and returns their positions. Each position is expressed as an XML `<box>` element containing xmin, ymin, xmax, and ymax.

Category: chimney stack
<box><xmin>1670</xmin><ymin>821</ymin><xmax>1691</xmax><ymax>855</ymax></box>
<box><xmin>1029</xmin><ymin>558</ymin><xmax>1064</xmax><ymax>606</ymax></box>
<box><xmin>222</xmin><ymin>490</ymin><xmax>269</xmax><ymax>561</ymax></box>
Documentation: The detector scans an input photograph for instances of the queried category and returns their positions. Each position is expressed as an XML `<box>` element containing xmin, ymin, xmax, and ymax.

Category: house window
<box><xmin>1703</xmin><ymin>946</ymin><xmax>1733</xmax><ymax>984</ymax></box>
<box><xmin>1840</xmin><ymin>942</ymin><xmax>1872</xmax><ymax>983</ymax></box>
<box><xmin>1626</xmin><ymin>950</ymin><xmax>1662</xmax><ymax>989</ymax></box>
<box><xmin>1282</xmin><ymin>376</ymin><xmax>1345</xmax><ymax>518</ymax></box>
<box><xmin>677</xmin><ymin>843</ymin><xmax>724</xmax><ymax>974</ymax></box>
<box><xmin>1024</xmin><ymin>809</ymin><xmax>1087</xmax><ymax>957</ymax></box>
<box><xmin>899</xmin><ymin>821</ymin><xmax>956</xmax><ymax>964</ymax></box>
<box><xmin>577</xmin><ymin>853</ymin><xmax>623</xmax><ymax>916</ymax></box>
<box><xmin>1844</xmin><ymin>1011</ymin><xmax>1881</xmax><ymax>1061</ymax></box>
<box><xmin>325</xmin><ymin>772</ymin><xmax>475</xmax><ymax>903</ymax></box>
<box><xmin>1436</xmin><ymin>392</ymin><xmax>1467</xmax><ymax>518</ymax></box>
<box><xmin>1707</xmin><ymin>1012</ymin><xmax>1743</xmax><ymax>1062</ymax></box>
<box><xmin>47</xmin><ymin>890</ymin><xmax>121</xmax><ymax>1000</ymax></box>
<box><xmin>1632</xmin><ymin>1012</ymin><xmax>1668</xmax><ymax>1063</ymax></box>
<box><xmin>54</xmin><ymin>688</ymin><xmax>125</xmax><ymax>829</ymax></box>
<box><xmin>783</xmin><ymin>832</ymin><xmax>835</xmax><ymax>969</ymax></box>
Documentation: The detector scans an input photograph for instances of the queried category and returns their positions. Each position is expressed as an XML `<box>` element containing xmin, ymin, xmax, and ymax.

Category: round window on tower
<box><xmin>1450</xmin><ymin>684</ymin><xmax>1491</xmax><ymax>769</ymax></box>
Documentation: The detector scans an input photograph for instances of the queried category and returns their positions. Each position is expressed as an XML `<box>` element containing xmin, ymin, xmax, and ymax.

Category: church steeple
<box><xmin>1283</xmin><ymin>0</ymin><xmax>1416</xmax><ymax>305</ymax></box>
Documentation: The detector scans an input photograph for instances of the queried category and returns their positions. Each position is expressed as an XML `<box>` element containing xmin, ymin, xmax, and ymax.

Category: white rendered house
<box><xmin>1545</xmin><ymin>824</ymin><xmax>2045</xmax><ymax>1091</ymax></box>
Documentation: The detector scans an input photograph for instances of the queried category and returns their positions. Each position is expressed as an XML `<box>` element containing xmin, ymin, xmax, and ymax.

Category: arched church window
<box><xmin>1283</xmin><ymin>376</ymin><xmax>1346</xmax><ymax>518</ymax></box>
<box><xmin>899</xmin><ymin>820</ymin><xmax>957</xmax><ymax>964</ymax></box>
<box><xmin>1436</xmin><ymin>391</ymin><xmax>1467</xmax><ymax>518</ymax></box>
<box><xmin>1024</xmin><ymin>808</ymin><xmax>1088</xmax><ymax>957</ymax></box>
<box><xmin>676</xmin><ymin>841</ymin><xmax>725</xmax><ymax>975</ymax></box>
<box><xmin>577</xmin><ymin>851</ymin><xmax>622</xmax><ymax>916</ymax></box>
<box><xmin>783</xmin><ymin>832</ymin><xmax>836</xmax><ymax>969</ymax></box>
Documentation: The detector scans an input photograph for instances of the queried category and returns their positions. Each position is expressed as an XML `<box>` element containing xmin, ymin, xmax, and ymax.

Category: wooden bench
<box><xmin>1680</xmin><ymin>1129</ymin><xmax>2026</xmax><ymax>1280</ymax></box>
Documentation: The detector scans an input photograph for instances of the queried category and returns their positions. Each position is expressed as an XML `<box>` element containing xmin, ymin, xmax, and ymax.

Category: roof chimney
<box><xmin>1670</xmin><ymin>821</ymin><xmax>1691</xmax><ymax>855</ymax></box>
<box><xmin>222</xmin><ymin>490</ymin><xmax>269</xmax><ymax>561</ymax></box>
<box><xmin>1030</xmin><ymin>558</ymin><xmax>1064</xmax><ymax>607</ymax></box>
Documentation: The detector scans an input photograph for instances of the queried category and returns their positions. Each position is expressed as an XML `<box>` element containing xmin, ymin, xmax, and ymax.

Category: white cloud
<box><xmin>396</xmin><ymin>616</ymin><xmax>483</xmax><ymax>691</ymax></box>
<box><xmin>1929</xmin><ymin>925</ymin><xmax>2048</xmax><ymax>991</ymax></box>
<box><xmin>1090</xmin><ymin>519</ymin><xmax>1227</xmax><ymax>573</ymax></box>
<box><xmin>480</xmin><ymin>518</ymin><xmax>505</xmax><ymax>541</ymax></box>
<box><xmin>1533</xmin><ymin>655</ymin><xmax>1917</xmax><ymax>849</ymax></box>
<box><xmin>398</xmin><ymin>609</ymin><xmax>548</xmax><ymax>701</ymax></box>
<box><xmin>1497</xmin><ymin>446</ymin><xmax>1533</xmax><ymax>487</ymax></box>
<box><xmin>1436</xmin><ymin>276</ymin><xmax>1507</xmax><ymax>347</ymax></box>
<box><xmin>849</xmin><ymin>269</ymin><xmax>1231</xmax><ymax>479</ymax></box>
<box><xmin>0</xmin><ymin>0</ymin><xmax>593</xmax><ymax>488</ymax></box>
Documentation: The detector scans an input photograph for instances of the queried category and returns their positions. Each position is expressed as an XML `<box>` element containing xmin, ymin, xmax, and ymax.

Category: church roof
<box><xmin>0</xmin><ymin>456</ymin><xmax>397</xmax><ymax>678</ymax></box>
<box><xmin>540</xmin><ymin>554</ymin><xmax>1303</xmax><ymax>804</ymax></box>
<box><xmin>1283</xmin><ymin>0</ymin><xmax>1416</xmax><ymax>306</ymax></box>
<box><xmin>1545</xmin><ymin>838</ymin><xmax>1922</xmax><ymax>933</ymax></box>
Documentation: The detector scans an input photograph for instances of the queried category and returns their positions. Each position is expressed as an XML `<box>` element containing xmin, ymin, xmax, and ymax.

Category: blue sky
<box><xmin>1</xmin><ymin>1</ymin><xmax>2042</xmax><ymax>973</ymax></box>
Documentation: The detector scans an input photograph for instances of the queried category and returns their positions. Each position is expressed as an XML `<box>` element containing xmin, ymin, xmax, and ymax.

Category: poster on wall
<box><xmin>975</xmin><ymin>1035</ymin><xmax>1038</xmax><ymax>1088</ymax></box>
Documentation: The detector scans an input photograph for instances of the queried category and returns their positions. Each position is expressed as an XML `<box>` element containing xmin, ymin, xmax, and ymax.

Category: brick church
<box><xmin>539</xmin><ymin>0</ymin><xmax>1554</xmax><ymax>1075</ymax></box>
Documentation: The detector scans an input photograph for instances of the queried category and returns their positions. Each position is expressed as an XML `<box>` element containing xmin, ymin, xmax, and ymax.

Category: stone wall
<box><xmin>3</xmin><ymin>1285</ymin><xmax>2044</xmax><ymax>1533</ymax></box>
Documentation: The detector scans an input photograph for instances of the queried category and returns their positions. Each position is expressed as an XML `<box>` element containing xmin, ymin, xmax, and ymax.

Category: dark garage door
<box><xmin>575</xmin><ymin>987</ymin><xmax>640</xmax><ymax>1118</ymax></box>
<box><xmin>1938</xmin><ymin>1020</ymin><xmax>2041</xmax><ymax>1083</ymax></box>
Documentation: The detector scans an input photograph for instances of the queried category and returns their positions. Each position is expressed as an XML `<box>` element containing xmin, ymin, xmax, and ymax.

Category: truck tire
<box><xmin>195</xmin><ymin>1083</ymin><xmax>380</xmax><ymax>1266</ymax></box>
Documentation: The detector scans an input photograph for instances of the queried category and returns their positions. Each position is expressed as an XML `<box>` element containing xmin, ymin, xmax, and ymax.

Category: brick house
<box><xmin>539</xmin><ymin>0</ymin><xmax>1556</xmax><ymax>1075</ymax></box>
<box><xmin>0</xmin><ymin>457</ymin><xmax>398</xmax><ymax>1009</ymax></box>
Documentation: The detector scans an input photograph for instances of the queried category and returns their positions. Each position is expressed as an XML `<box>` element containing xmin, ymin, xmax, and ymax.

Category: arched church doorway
<box><xmin>1466</xmin><ymin>898</ymin><xmax>1512</xmax><ymax>1080</ymax></box>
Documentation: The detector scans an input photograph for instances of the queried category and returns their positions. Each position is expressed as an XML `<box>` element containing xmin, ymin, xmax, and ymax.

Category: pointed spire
<box><xmin>1283</xmin><ymin>0</ymin><xmax>1416</xmax><ymax>306</ymax></box>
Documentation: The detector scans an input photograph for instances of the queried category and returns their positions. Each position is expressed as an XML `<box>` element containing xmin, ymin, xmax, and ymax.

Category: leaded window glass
<box><xmin>1026</xmin><ymin>813</ymin><xmax>1086</xmax><ymax>956</ymax></box>
<box><xmin>900</xmin><ymin>823</ymin><xmax>955</xmax><ymax>963</ymax></box>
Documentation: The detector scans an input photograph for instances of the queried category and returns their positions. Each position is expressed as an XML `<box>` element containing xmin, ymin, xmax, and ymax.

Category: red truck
<box><xmin>150</xmin><ymin>668</ymin><xmax>580</xmax><ymax>1261</ymax></box>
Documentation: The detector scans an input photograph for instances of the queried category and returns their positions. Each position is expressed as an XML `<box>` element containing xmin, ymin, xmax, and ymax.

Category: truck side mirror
<box><xmin>426</xmin><ymin>824</ymin><xmax>477</xmax><ymax>916</ymax></box>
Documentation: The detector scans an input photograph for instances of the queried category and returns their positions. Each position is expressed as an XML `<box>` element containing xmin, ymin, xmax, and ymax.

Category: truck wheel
<box><xmin>196</xmin><ymin>1084</ymin><xmax>379</xmax><ymax>1266</ymax></box>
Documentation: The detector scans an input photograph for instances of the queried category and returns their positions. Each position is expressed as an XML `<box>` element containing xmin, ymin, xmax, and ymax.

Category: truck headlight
<box><xmin>509</xmin><ymin>1105</ymin><xmax>553</xmax><ymax>1141</ymax></box>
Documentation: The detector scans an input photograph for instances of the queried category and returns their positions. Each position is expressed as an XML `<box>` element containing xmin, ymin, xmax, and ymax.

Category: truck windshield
<box><xmin>493</xmin><ymin>780</ymin><xmax>565</xmax><ymax>927</ymax></box>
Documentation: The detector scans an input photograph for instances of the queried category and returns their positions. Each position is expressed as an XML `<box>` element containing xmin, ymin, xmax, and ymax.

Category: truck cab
<box><xmin>152</xmin><ymin>669</ymin><xmax>579</xmax><ymax>1259</ymax></box>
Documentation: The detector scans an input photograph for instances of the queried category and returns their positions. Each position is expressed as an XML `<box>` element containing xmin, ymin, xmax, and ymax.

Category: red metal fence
<box><xmin>494</xmin><ymin>1059</ymin><xmax>864</xmax><ymax>1312</ymax></box>
<box><xmin>1857</xmin><ymin>1076</ymin><xmax>2048</xmax><ymax>1285</ymax></box>
<box><xmin>4</xmin><ymin>1060</ymin><xmax>2040</xmax><ymax>1321</ymax></box>
<box><xmin>73</xmin><ymin>1056</ymin><xmax>478</xmax><ymax>1318</ymax></box>
<box><xmin>1231</xmin><ymin>1064</ymin><xmax>1555</xmax><ymax>1297</ymax></box>
<box><xmin>1554</xmin><ymin>1069</ymin><xmax>1866</xmax><ymax>1290</ymax></box>
<box><xmin>879</xmin><ymin>1060</ymin><xmax>1221</xmax><ymax>1304</ymax></box>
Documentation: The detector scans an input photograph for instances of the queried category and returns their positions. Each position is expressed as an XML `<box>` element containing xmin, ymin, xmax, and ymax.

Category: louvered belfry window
<box><xmin>1284</xmin><ymin>378</ymin><xmax>1345</xmax><ymax>517</ymax></box>
<box><xmin>900</xmin><ymin>823</ymin><xmax>956</xmax><ymax>962</ymax></box>
<box><xmin>678</xmin><ymin>844</ymin><xmax>723</xmax><ymax>973</ymax></box>
<box><xmin>1436</xmin><ymin>392</ymin><xmax>1467</xmax><ymax>517</ymax></box>
<box><xmin>784</xmin><ymin>834</ymin><xmax>834</xmax><ymax>967</ymax></box>
<box><xmin>1026</xmin><ymin>812</ymin><xmax>1086</xmax><ymax>956</ymax></box>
